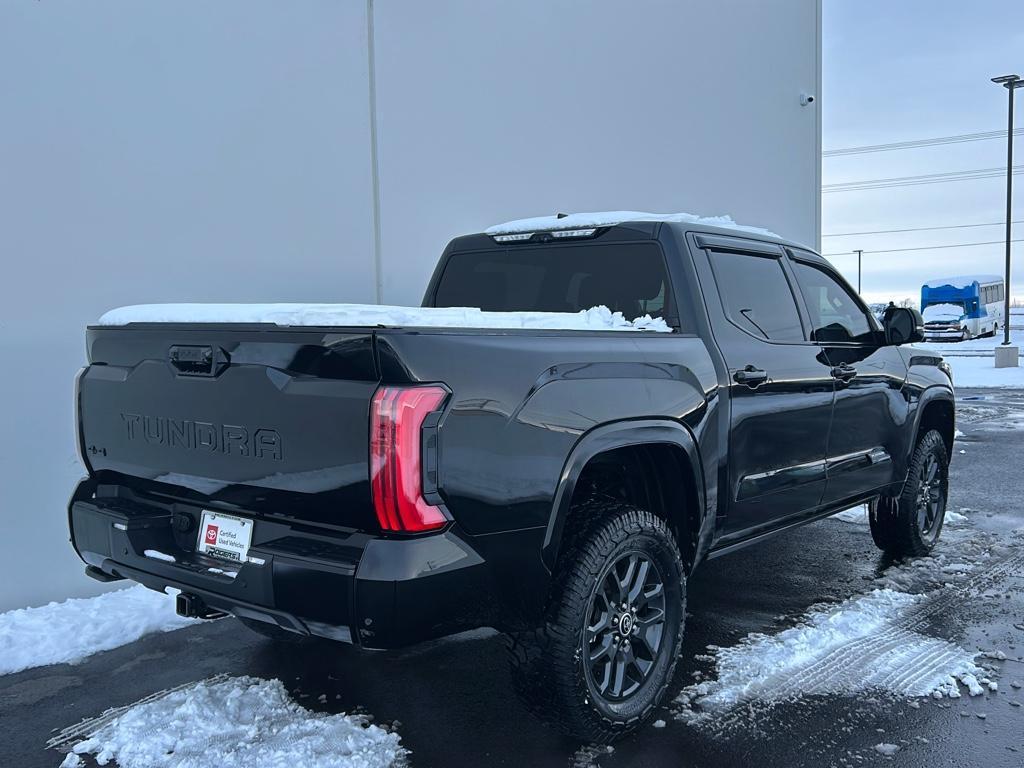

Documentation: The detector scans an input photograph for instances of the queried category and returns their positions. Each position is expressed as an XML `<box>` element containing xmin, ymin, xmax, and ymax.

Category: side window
<box><xmin>708</xmin><ymin>250</ymin><xmax>804</xmax><ymax>342</ymax></box>
<box><xmin>791</xmin><ymin>260</ymin><xmax>875</xmax><ymax>344</ymax></box>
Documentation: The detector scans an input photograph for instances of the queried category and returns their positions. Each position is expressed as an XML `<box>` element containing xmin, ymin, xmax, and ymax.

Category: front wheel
<box><xmin>869</xmin><ymin>429</ymin><xmax>949</xmax><ymax>557</ymax></box>
<box><xmin>506</xmin><ymin>501</ymin><xmax>686</xmax><ymax>743</ymax></box>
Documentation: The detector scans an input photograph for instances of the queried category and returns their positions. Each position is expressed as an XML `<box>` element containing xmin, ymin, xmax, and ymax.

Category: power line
<box><xmin>823</xmin><ymin>238</ymin><xmax>1024</xmax><ymax>257</ymax></box>
<box><xmin>823</xmin><ymin>220</ymin><xmax>1024</xmax><ymax>237</ymax></box>
<box><xmin>823</xmin><ymin>165</ymin><xmax>1024</xmax><ymax>193</ymax></box>
<box><xmin>824</xmin><ymin>128</ymin><xmax>1024</xmax><ymax>157</ymax></box>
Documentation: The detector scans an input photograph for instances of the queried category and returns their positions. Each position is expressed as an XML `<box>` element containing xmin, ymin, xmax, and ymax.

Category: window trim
<box><xmin>786</xmin><ymin>249</ymin><xmax>882</xmax><ymax>345</ymax></box>
<box><xmin>705</xmin><ymin>246</ymin><xmax>810</xmax><ymax>345</ymax></box>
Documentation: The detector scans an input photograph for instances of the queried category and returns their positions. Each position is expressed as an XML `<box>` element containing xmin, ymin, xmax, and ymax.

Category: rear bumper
<box><xmin>68</xmin><ymin>479</ymin><xmax>492</xmax><ymax>649</ymax></box>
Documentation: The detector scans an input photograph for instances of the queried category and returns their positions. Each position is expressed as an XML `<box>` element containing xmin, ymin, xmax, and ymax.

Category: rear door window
<box><xmin>707</xmin><ymin>250</ymin><xmax>805</xmax><ymax>342</ymax></box>
<box><xmin>434</xmin><ymin>243</ymin><xmax>672</xmax><ymax>322</ymax></box>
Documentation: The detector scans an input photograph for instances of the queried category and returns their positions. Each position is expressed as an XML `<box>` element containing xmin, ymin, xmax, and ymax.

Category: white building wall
<box><xmin>0</xmin><ymin>0</ymin><xmax>820</xmax><ymax>611</ymax></box>
<box><xmin>373</xmin><ymin>0</ymin><xmax>822</xmax><ymax>304</ymax></box>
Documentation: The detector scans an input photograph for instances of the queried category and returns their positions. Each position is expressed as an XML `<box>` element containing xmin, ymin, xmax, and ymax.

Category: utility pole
<box><xmin>992</xmin><ymin>74</ymin><xmax>1022</xmax><ymax>355</ymax></box>
<box><xmin>854</xmin><ymin>249</ymin><xmax>863</xmax><ymax>294</ymax></box>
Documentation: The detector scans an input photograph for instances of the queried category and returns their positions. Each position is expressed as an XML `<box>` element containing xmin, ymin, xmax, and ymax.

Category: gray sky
<box><xmin>823</xmin><ymin>0</ymin><xmax>1024</xmax><ymax>303</ymax></box>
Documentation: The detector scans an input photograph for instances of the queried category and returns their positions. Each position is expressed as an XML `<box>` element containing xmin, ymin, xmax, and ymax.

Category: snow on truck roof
<box><xmin>924</xmin><ymin>275</ymin><xmax>1002</xmax><ymax>289</ymax></box>
<box><xmin>484</xmin><ymin>210</ymin><xmax>779</xmax><ymax>238</ymax></box>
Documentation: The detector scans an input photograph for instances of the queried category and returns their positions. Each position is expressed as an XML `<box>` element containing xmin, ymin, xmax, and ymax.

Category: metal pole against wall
<box><xmin>993</xmin><ymin>74</ymin><xmax>1022</xmax><ymax>346</ymax></box>
<box><xmin>1003</xmin><ymin>82</ymin><xmax>1015</xmax><ymax>345</ymax></box>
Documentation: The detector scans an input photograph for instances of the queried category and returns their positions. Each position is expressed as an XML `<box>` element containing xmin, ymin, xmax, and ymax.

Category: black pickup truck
<box><xmin>69</xmin><ymin>217</ymin><xmax>954</xmax><ymax>741</ymax></box>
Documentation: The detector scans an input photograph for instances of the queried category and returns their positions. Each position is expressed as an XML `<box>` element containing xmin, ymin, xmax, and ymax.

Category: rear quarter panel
<box><xmin>376</xmin><ymin>330</ymin><xmax>719</xmax><ymax>536</ymax></box>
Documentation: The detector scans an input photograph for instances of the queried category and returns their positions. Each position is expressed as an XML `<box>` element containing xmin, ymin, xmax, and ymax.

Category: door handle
<box><xmin>831</xmin><ymin>364</ymin><xmax>857</xmax><ymax>382</ymax></box>
<box><xmin>733</xmin><ymin>365</ymin><xmax>768</xmax><ymax>387</ymax></box>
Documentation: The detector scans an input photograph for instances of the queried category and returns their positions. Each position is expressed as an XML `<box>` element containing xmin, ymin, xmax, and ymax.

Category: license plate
<box><xmin>197</xmin><ymin>511</ymin><xmax>253</xmax><ymax>563</ymax></box>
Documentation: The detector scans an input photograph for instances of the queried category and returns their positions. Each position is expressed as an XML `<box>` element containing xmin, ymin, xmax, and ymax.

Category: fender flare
<box><xmin>910</xmin><ymin>385</ymin><xmax>956</xmax><ymax>457</ymax></box>
<box><xmin>540</xmin><ymin>419</ymin><xmax>707</xmax><ymax>571</ymax></box>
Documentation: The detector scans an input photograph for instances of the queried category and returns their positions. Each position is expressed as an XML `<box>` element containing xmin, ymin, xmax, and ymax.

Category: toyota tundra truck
<box><xmin>68</xmin><ymin>214</ymin><xmax>955</xmax><ymax>742</ymax></box>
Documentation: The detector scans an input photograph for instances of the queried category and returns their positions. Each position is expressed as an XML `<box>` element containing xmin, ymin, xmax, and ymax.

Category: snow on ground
<box><xmin>98</xmin><ymin>302</ymin><xmax>671</xmax><ymax>332</ymax></box>
<box><xmin>0</xmin><ymin>585</ymin><xmax>197</xmax><ymax>675</ymax></box>
<box><xmin>675</xmin><ymin>588</ymin><xmax>990</xmax><ymax>720</ymax></box>
<box><xmin>677</xmin><ymin>507</ymin><xmax>1013</xmax><ymax>724</ymax></box>
<box><xmin>832</xmin><ymin>504</ymin><xmax>968</xmax><ymax>526</ymax></box>
<box><xmin>485</xmin><ymin>210</ymin><xmax>779</xmax><ymax>238</ymax></box>
<box><xmin>917</xmin><ymin>325</ymin><xmax>1024</xmax><ymax>388</ymax></box>
<box><xmin>936</xmin><ymin>354</ymin><xmax>1024</xmax><ymax>389</ymax></box>
<box><xmin>63</xmin><ymin>675</ymin><xmax>403</xmax><ymax>768</ymax></box>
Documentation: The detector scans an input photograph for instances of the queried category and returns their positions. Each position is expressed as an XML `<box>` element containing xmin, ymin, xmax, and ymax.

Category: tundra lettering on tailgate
<box><xmin>119</xmin><ymin>413</ymin><xmax>283</xmax><ymax>460</ymax></box>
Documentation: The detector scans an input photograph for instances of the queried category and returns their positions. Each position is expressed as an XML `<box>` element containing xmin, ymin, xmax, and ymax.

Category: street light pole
<box><xmin>992</xmin><ymin>74</ymin><xmax>1022</xmax><ymax>346</ymax></box>
<box><xmin>854</xmin><ymin>249</ymin><xmax>863</xmax><ymax>294</ymax></box>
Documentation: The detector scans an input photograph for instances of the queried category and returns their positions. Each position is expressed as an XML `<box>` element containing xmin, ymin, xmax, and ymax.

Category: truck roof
<box><xmin>474</xmin><ymin>210</ymin><xmax>811</xmax><ymax>252</ymax></box>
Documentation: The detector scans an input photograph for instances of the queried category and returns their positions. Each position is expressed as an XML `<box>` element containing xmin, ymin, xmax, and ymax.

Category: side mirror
<box><xmin>883</xmin><ymin>307</ymin><xmax>924</xmax><ymax>345</ymax></box>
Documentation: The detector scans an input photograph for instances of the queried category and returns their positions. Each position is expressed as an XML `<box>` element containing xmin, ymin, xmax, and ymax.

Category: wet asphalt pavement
<box><xmin>3</xmin><ymin>389</ymin><xmax>1024</xmax><ymax>768</ymax></box>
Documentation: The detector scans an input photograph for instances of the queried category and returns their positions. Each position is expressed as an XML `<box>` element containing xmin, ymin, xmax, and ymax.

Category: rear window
<box><xmin>433</xmin><ymin>243</ymin><xmax>672</xmax><ymax>321</ymax></box>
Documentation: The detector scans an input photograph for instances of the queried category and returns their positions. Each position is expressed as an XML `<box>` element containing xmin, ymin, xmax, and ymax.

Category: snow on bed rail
<box><xmin>0</xmin><ymin>585</ymin><xmax>197</xmax><ymax>675</ymax></box>
<box><xmin>63</xmin><ymin>676</ymin><xmax>404</xmax><ymax>768</ymax></box>
<box><xmin>485</xmin><ymin>210</ymin><xmax>779</xmax><ymax>238</ymax></box>
<box><xmin>97</xmin><ymin>303</ymin><xmax>672</xmax><ymax>332</ymax></box>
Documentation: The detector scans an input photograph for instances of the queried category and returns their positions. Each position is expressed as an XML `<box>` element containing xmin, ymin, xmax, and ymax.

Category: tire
<box><xmin>960</xmin><ymin>327</ymin><xmax>971</xmax><ymax>341</ymax></box>
<box><xmin>506</xmin><ymin>500</ymin><xmax>686</xmax><ymax>743</ymax></box>
<box><xmin>869</xmin><ymin>430</ymin><xmax>949</xmax><ymax>557</ymax></box>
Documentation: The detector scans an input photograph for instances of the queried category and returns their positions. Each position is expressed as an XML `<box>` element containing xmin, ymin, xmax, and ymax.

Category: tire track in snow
<box><xmin>677</xmin><ymin>547</ymin><xmax>1023</xmax><ymax>734</ymax></box>
<box><xmin>46</xmin><ymin>674</ymin><xmax>230</xmax><ymax>751</ymax></box>
<box><xmin>770</xmin><ymin>548</ymin><xmax>1021</xmax><ymax>699</ymax></box>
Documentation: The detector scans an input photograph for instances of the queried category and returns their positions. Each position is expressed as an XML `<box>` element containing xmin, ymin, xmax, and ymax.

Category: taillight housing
<box><xmin>370</xmin><ymin>385</ymin><xmax>449</xmax><ymax>533</ymax></box>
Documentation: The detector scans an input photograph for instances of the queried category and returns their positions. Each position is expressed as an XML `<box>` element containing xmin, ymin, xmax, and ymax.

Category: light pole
<box><xmin>992</xmin><ymin>74</ymin><xmax>1022</xmax><ymax>349</ymax></box>
<box><xmin>854</xmin><ymin>249</ymin><xmax>863</xmax><ymax>294</ymax></box>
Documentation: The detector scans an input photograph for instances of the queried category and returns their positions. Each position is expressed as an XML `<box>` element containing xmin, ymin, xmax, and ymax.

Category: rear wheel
<box><xmin>869</xmin><ymin>430</ymin><xmax>948</xmax><ymax>557</ymax></box>
<box><xmin>506</xmin><ymin>500</ymin><xmax>686</xmax><ymax>743</ymax></box>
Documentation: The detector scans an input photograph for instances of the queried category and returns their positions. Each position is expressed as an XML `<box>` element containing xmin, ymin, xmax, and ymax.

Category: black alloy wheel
<box><xmin>585</xmin><ymin>551</ymin><xmax>667</xmax><ymax>702</ymax></box>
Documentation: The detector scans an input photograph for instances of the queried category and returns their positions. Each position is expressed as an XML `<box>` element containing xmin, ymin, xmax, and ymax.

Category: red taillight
<box><xmin>370</xmin><ymin>385</ymin><xmax>449</xmax><ymax>532</ymax></box>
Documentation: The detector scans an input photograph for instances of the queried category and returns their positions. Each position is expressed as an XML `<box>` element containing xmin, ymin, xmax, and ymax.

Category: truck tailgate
<box><xmin>79</xmin><ymin>325</ymin><xmax>380</xmax><ymax>530</ymax></box>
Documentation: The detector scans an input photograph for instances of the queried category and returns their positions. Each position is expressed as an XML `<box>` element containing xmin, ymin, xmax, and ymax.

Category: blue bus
<box><xmin>920</xmin><ymin>274</ymin><xmax>1004</xmax><ymax>341</ymax></box>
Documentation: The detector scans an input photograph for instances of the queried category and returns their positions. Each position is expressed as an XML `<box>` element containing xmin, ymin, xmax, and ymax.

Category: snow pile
<box><xmin>98</xmin><ymin>302</ymin><xmax>672</xmax><ymax>332</ymax></box>
<box><xmin>831</xmin><ymin>504</ymin><xmax>870</xmax><ymax>524</ymax></box>
<box><xmin>922</xmin><ymin>303</ymin><xmax>964</xmax><ymax>323</ymax></box>
<box><xmin>832</xmin><ymin>504</ymin><xmax>968</xmax><ymax>526</ymax></box>
<box><xmin>923</xmin><ymin>275</ymin><xmax>1001</xmax><ymax>289</ymax></box>
<box><xmin>65</xmin><ymin>676</ymin><xmax>403</xmax><ymax>768</ymax></box>
<box><xmin>0</xmin><ymin>585</ymin><xmax>197</xmax><ymax>675</ymax></box>
<box><xmin>486</xmin><ymin>210</ymin><xmax>779</xmax><ymax>238</ymax></box>
<box><xmin>676</xmin><ymin>589</ymin><xmax>988</xmax><ymax>718</ymax></box>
